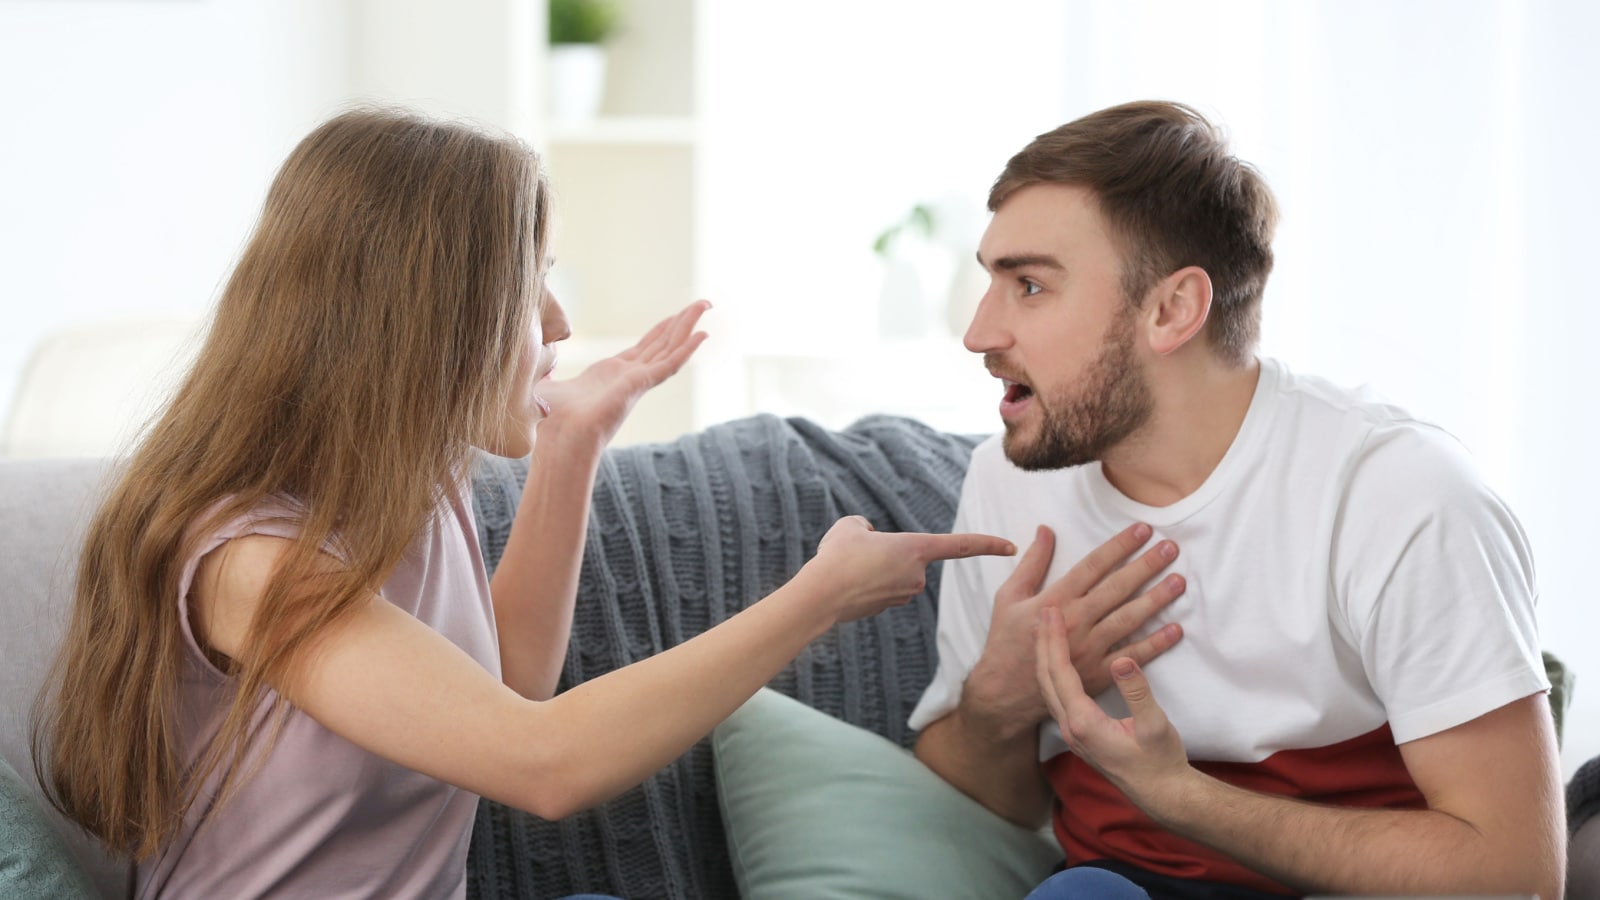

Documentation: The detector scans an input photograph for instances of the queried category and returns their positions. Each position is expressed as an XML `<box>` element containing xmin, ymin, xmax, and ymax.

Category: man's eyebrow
<box><xmin>977</xmin><ymin>251</ymin><xmax>1065</xmax><ymax>272</ymax></box>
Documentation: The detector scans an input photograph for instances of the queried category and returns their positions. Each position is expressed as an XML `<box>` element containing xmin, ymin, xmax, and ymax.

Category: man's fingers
<box><xmin>920</xmin><ymin>531</ymin><xmax>1017</xmax><ymax>561</ymax></box>
<box><xmin>1036</xmin><ymin>602</ymin><xmax>1075</xmax><ymax>720</ymax></box>
<box><xmin>1108</xmin><ymin>622</ymin><xmax>1184</xmax><ymax>670</ymax></box>
<box><xmin>1093</xmin><ymin>572</ymin><xmax>1186</xmax><ymax>648</ymax></box>
<box><xmin>1088</xmin><ymin>539</ymin><xmax>1179</xmax><ymax>619</ymax></box>
<box><xmin>1035</xmin><ymin>609</ymin><xmax>1069</xmax><ymax>724</ymax></box>
<box><xmin>997</xmin><ymin>525</ymin><xmax>1055</xmax><ymax>603</ymax></box>
<box><xmin>1057</xmin><ymin>522</ymin><xmax>1151</xmax><ymax>597</ymax></box>
<box><xmin>1109</xmin><ymin>657</ymin><xmax>1169</xmax><ymax>738</ymax></box>
<box><xmin>1038</xmin><ymin>607</ymin><xmax>1090</xmax><ymax>704</ymax></box>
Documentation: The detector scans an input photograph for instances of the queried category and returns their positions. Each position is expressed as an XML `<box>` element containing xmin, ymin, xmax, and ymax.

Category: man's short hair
<box><xmin>989</xmin><ymin>101</ymin><xmax>1278</xmax><ymax>365</ymax></box>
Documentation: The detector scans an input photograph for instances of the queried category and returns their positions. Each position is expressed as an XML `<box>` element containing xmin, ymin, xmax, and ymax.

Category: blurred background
<box><xmin>2</xmin><ymin>0</ymin><xmax>1596</xmax><ymax>775</ymax></box>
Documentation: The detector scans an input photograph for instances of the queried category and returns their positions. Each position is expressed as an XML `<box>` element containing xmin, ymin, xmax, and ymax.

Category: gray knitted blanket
<box><xmin>465</xmin><ymin>414</ymin><xmax>983</xmax><ymax>900</ymax></box>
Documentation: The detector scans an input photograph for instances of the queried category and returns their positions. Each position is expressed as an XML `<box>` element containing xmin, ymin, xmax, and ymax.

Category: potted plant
<box><xmin>547</xmin><ymin>0</ymin><xmax>620</xmax><ymax>121</ymax></box>
<box><xmin>872</xmin><ymin>197</ymin><xmax>986</xmax><ymax>338</ymax></box>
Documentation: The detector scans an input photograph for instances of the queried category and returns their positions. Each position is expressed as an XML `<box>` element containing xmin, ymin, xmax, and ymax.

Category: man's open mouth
<box><xmin>1003</xmin><ymin>379</ymin><xmax>1035</xmax><ymax>403</ymax></box>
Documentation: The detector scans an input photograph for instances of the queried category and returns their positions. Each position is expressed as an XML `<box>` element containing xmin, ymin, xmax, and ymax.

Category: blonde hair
<box><xmin>33</xmin><ymin>106</ymin><xmax>549</xmax><ymax>858</ymax></box>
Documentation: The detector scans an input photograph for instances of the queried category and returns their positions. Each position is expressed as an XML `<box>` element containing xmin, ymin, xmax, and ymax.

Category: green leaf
<box><xmin>872</xmin><ymin>202</ymin><xmax>941</xmax><ymax>255</ymax></box>
<box><xmin>549</xmin><ymin>0</ymin><xmax>620</xmax><ymax>45</ymax></box>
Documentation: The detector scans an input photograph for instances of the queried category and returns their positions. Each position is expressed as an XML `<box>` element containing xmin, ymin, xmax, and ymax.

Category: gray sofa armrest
<box><xmin>0</xmin><ymin>459</ymin><xmax>132</xmax><ymax>900</ymax></box>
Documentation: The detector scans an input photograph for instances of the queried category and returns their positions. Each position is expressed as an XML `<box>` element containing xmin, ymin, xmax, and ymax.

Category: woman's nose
<box><xmin>543</xmin><ymin>292</ymin><xmax>572</xmax><ymax>343</ymax></box>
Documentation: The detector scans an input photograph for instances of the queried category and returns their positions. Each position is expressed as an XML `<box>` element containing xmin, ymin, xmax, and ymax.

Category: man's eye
<box><xmin>1021</xmin><ymin>280</ymin><xmax>1042</xmax><ymax>296</ymax></box>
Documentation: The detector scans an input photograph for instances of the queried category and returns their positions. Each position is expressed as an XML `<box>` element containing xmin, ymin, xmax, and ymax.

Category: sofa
<box><xmin>1</xmin><ymin>412</ymin><xmax>1594</xmax><ymax>899</ymax></box>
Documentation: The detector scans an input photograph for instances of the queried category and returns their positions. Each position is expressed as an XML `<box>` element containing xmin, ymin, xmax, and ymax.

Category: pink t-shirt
<box><xmin>135</xmin><ymin>481</ymin><xmax>500</xmax><ymax>899</ymax></box>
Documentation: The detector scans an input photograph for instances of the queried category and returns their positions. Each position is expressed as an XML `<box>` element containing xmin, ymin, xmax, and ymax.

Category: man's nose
<box><xmin>962</xmin><ymin>288</ymin><xmax>1006</xmax><ymax>355</ymax></box>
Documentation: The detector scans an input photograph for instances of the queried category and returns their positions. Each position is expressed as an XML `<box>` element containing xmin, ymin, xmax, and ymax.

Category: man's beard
<box><xmin>1000</xmin><ymin>307</ymin><xmax>1152</xmax><ymax>471</ymax></box>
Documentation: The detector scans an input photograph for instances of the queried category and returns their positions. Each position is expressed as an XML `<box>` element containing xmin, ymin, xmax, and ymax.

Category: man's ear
<box><xmin>1144</xmin><ymin>266</ymin><xmax>1212</xmax><ymax>356</ymax></box>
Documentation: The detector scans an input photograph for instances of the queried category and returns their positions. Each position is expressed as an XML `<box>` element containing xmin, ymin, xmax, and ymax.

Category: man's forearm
<box><xmin>914</xmin><ymin>705</ymin><xmax>1051</xmax><ymax>828</ymax></box>
<box><xmin>1149</xmin><ymin>771</ymin><xmax>1563</xmax><ymax>899</ymax></box>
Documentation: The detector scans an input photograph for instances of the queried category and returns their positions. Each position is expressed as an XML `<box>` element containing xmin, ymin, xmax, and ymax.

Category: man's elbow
<box><xmin>1486</xmin><ymin>827</ymin><xmax>1565</xmax><ymax>900</ymax></box>
<box><xmin>914</xmin><ymin>719</ymin><xmax>1052</xmax><ymax>829</ymax></box>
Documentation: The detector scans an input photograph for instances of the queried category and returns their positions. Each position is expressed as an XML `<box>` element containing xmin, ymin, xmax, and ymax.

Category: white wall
<box><xmin>0</xmin><ymin>0</ymin><xmax>353</xmax><ymax>428</ymax></box>
<box><xmin>1520</xmin><ymin>0</ymin><xmax>1600</xmax><ymax>778</ymax></box>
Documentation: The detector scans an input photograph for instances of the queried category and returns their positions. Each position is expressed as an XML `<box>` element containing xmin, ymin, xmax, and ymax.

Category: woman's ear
<box><xmin>1144</xmin><ymin>266</ymin><xmax>1213</xmax><ymax>356</ymax></box>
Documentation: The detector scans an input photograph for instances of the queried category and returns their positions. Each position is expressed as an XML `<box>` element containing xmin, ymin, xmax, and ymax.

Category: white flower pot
<box><xmin>548</xmin><ymin>44</ymin><xmax>608</xmax><ymax>121</ymax></box>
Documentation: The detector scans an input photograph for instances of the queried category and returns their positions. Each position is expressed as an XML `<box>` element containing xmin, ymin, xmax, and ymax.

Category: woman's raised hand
<box><xmin>537</xmin><ymin>300</ymin><xmax>710</xmax><ymax>449</ymax></box>
<box><xmin>800</xmin><ymin>516</ymin><xmax>1016</xmax><ymax>624</ymax></box>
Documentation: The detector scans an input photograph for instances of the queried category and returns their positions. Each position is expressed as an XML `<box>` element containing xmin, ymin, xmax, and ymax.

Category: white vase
<box><xmin>548</xmin><ymin>44</ymin><xmax>607</xmax><ymax>121</ymax></box>
<box><xmin>877</xmin><ymin>243</ymin><xmax>956</xmax><ymax>339</ymax></box>
<box><xmin>944</xmin><ymin>253</ymin><xmax>989</xmax><ymax>337</ymax></box>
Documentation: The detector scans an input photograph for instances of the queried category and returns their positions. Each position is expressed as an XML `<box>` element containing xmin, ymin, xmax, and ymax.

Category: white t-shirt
<box><xmin>908</xmin><ymin>357</ymin><xmax>1547</xmax><ymax>888</ymax></box>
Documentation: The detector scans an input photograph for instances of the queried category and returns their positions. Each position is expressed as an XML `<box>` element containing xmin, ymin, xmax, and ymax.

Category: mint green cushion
<box><xmin>713</xmin><ymin>688</ymin><xmax>1062</xmax><ymax>899</ymax></box>
<box><xmin>0</xmin><ymin>756</ymin><xmax>96</xmax><ymax>899</ymax></box>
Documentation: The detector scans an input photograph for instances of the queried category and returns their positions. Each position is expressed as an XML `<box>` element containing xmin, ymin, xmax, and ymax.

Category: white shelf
<box><xmin>547</xmin><ymin>116</ymin><xmax>699</xmax><ymax>146</ymax></box>
<box><xmin>532</xmin><ymin>0</ymin><xmax>702</xmax><ymax>445</ymax></box>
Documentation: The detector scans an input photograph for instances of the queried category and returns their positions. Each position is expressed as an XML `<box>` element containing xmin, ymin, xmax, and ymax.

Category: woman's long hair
<box><xmin>31</xmin><ymin>106</ymin><xmax>549</xmax><ymax>858</ymax></box>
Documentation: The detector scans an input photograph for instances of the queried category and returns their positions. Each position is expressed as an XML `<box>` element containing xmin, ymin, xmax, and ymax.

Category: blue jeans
<box><xmin>1025</xmin><ymin>866</ymin><xmax>1152</xmax><ymax>899</ymax></box>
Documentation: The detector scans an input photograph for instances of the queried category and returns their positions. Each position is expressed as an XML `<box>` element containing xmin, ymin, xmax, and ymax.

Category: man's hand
<box><xmin>1037</xmin><ymin>608</ymin><xmax>1564</xmax><ymax>899</ymax></box>
<box><xmin>965</xmin><ymin>522</ymin><xmax>1186</xmax><ymax>738</ymax></box>
<box><xmin>915</xmin><ymin>522</ymin><xmax>1187</xmax><ymax>828</ymax></box>
<box><xmin>1036</xmin><ymin>604</ymin><xmax>1192</xmax><ymax>803</ymax></box>
<box><xmin>536</xmin><ymin>300</ymin><xmax>709</xmax><ymax>450</ymax></box>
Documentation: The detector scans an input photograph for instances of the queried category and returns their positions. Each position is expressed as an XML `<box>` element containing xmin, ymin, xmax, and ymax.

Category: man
<box><xmin>910</xmin><ymin>101</ymin><xmax>1565</xmax><ymax>899</ymax></box>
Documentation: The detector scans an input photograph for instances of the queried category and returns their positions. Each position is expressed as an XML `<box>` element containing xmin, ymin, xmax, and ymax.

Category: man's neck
<box><xmin>1100</xmin><ymin>357</ymin><xmax>1262</xmax><ymax>508</ymax></box>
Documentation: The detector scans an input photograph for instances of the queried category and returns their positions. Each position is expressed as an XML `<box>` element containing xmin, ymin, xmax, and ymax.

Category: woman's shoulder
<box><xmin>183</xmin><ymin>496</ymin><xmax>332</xmax><ymax>668</ymax></box>
<box><xmin>189</xmin><ymin>533</ymin><xmax>302</xmax><ymax>665</ymax></box>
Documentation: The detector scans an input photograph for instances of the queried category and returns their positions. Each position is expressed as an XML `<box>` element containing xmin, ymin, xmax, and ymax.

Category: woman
<box><xmin>32</xmin><ymin>107</ymin><xmax>1013</xmax><ymax>898</ymax></box>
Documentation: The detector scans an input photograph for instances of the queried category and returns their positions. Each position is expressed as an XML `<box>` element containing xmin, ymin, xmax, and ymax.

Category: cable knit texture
<box><xmin>465</xmin><ymin>414</ymin><xmax>981</xmax><ymax>900</ymax></box>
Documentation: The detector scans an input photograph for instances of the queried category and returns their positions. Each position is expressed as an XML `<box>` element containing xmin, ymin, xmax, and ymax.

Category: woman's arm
<box><xmin>486</xmin><ymin>419</ymin><xmax>603</xmax><ymax>700</ymax></box>
<box><xmin>193</xmin><ymin>518</ymin><xmax>1015</xmax><ymax>819</ymax></box>
<box><xmin>489</xmin><ymin>301</ymin><xmax>707</xmax><ymax>699</ymax></box>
